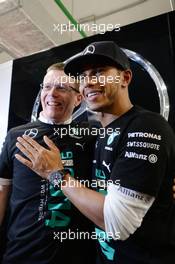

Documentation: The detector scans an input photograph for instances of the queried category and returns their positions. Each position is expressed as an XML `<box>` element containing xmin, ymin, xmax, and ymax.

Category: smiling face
<box><xmin>40</xmin><ymin>69</ymin><xmax>81</xmax><ymax>123</ymax></box>
<box><xmin>79</xmin><ymin>65</ymin><xmax>132</xmax><ymax>115</ymax></box>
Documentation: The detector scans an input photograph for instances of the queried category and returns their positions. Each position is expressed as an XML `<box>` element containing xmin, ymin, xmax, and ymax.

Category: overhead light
<box><xmin>0</xmin><ymin>0</ymin><xmax>7</xmax><ymax>3</ymax></box>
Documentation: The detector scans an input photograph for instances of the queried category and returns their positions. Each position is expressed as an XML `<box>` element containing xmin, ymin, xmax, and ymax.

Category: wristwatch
<box><xmin>48</xmin><ymin>169</ymin><xmax>69</xmax><ymax>188</ymax></box>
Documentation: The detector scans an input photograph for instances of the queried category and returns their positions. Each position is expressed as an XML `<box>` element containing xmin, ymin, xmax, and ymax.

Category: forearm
<box><xmin>14</xmin><ymin>135</ymin><xmax>106</xmax><ymax>228</ymax></box>
<box><xmin>0</xmin><ymin>185</ymin><xmax>10</xmax><ymax>226</ymax></box>
<box><xmin>61</xmin><ymin>174</ymin><xmax>105</xmax><ymax>230</ymax></box>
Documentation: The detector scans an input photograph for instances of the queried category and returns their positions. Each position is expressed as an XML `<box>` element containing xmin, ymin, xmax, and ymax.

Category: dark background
<box><xmin>8</xmin><ymin>10</ymin><xmax>175</xmax><ymax>130</ymax></box>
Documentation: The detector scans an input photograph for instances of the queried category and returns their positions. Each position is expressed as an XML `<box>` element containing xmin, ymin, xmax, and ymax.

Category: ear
<box><xmin>74</xmin><ymin>93</ymin><xmax>82</xmax><ymax>107</ymax></box>
<box><xmin>121</xmin><ymin>69</ymin><xmax>132</xmax><ymax>88</ymax></box>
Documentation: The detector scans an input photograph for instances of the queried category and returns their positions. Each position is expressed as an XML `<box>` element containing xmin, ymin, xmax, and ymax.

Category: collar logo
<box><xmin>24</xmin><ymin>128</ymin><xmax>38</xmax><ymax>138</ymax></box>
<box><xmin>107</xmin><ymin>131</ymin><xmax>120</xmax><ymax>145</ymax></box>
<box><xmin>84</xmin><ymin>45</ymin><xmax>95</xmax><ymax>55</ymax></box>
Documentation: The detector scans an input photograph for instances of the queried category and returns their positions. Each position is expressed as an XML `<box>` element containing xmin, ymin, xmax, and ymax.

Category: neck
<box><xmin>97</xmin><ymin>103</ymin><xmax>133</xmax><ymax>127</ymax></box>
<box><xmin>101</xmin><ymin>90</ymin><xmax>133</xmax><ymax>126</ymax></box>
<box><xmin>39</xmin><ymin>111</ymin><xmax>72</xmax><ymax>125</ymax></box>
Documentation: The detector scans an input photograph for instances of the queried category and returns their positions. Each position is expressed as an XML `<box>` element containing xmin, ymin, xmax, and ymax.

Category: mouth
<box><xmin>86</xmin><ymin>90</ymin><xmax>104</xmax><ymax>99</ymax></box>
<box><xmin>47</xmin><ymin>101</ymin><xmax>63</xmax><ymax>107</ymax></box>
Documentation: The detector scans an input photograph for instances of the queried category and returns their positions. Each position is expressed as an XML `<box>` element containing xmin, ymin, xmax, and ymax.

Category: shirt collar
<box><xmin>38</xmin><ymin>112</ymin><xmax>72</xmax><ymax>125</ymax></box>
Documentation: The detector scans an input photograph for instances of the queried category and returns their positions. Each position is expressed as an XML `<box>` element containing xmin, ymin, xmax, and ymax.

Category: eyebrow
<box><xmin>80</xmin><ymin>66</ymin><xmax>108</xmax><ymax>75</ymax></box>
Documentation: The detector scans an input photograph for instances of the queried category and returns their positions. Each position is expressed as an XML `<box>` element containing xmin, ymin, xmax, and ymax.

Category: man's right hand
<box><xmin>15</xmin><ymin>135</ymin><xmax>64</xmax><ymax>179</ymax></box>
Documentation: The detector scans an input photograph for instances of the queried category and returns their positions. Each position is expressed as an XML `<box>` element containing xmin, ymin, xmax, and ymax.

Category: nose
<box><xmin>80</xmin><ymin>75</ymin><xmax>96</xmax><ymax>90</ymax></box>
<box><xmin>47</xmin><ymin>86</ymin><xmax>59</xmax><ymax>96</ymax></box>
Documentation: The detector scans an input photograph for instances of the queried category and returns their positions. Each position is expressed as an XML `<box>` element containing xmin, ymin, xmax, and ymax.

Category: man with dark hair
<box><xmin>15</xmin><ymin>41</ymin><xmax>175</xmax><ymax>263</ymax></box>
<box><xmin>0</xmin><ymin>62</ymin><xmax>96</xmax><ymax>264</ymax></box>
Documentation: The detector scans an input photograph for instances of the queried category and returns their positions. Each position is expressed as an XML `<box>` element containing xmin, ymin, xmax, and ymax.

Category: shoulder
<box><xmin>8</xmin><ymin>120</ymin><xmax>42</xmax><ymax>134</ymax></box>
<box><xmin>129</xmin><ymin>107</ymin><xmax>173</xmax><ymax>134</ymax></box>
<box><xmin>6</xmin><ymin>121</ymin><xmax>43</xmax><ymax>142</ymax></box>
<box><xmin>123</xmin><ymin>107</ymin><xmax>175</xmax><ymax>152</ymax></box>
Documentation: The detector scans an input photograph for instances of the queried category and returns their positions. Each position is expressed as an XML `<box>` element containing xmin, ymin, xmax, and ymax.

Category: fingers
<box><xmin>17</xmin><ymin>135</ymin><xmax>57</xmax><ymax>153</ymax></box>
<box><xmin>17</xmin><ymin>136</ymin><xmax>37</xmax><ymax>152</ymax></box>
<box><xmin>15</xmin><ymin>154</ymin><xmax>33</xmax><ymax>169</ymax></box>
<box><xmin>21</xmin><ymin>135</ymin><xmax>44</xmax><ymax>151</ymax></box>
<box><xmin>16</xmin><ymin>142</ymin><xmax>34</xmax><ymax>161</ymax></box>
<box><xmin>16</xmin><ymin>135</ymin><xmax>45</xmax><ymax>158</ymax></box>
<box><xmin>43</xmin><ymin>136</ymin><xmax>58</xmax><ymax>151</ymax></box>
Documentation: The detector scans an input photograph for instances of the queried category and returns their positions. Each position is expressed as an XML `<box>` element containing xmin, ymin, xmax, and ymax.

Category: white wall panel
<box><xmin>0</xmin><ymin>60</ymin><xmax>12</xmax><ymax>152</ymax></box>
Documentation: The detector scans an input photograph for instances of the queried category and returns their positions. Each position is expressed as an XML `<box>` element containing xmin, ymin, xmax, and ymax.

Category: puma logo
<box><xmin>102</xmin><ymin>160</ymin><xmax>111</xmax><ymax>172</ymax></box>
<box><xmin>76</xmin><ymin>142</ymin><xmax>85</xmax><ymax>150</ymax></box>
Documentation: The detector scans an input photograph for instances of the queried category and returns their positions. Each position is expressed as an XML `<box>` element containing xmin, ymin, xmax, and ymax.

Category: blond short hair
<box><xmin>46</xmin><ymin>62</ymin><xmax>79</xmax><ymax>92</ymax></box>
<box><xmin>47</xmin><ymin>62</ymin><xmax>64</xmax><ymax>72</ymax></box>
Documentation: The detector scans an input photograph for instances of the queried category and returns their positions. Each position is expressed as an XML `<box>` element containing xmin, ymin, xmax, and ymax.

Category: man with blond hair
<box><xmin>0</xmin><ymin>62</ymin><xmax>96</xmax><ymax>264</ymax></box>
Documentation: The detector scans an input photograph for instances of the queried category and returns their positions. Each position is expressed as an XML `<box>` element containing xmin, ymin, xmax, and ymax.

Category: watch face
<box><xmin>49</xmin><ymin>170</ymin><xmax>68</xmax><ymax>188</ymax></box>
<box><xmin>50</xmin><ymin>172</ymin><xmax>62</xmax><ymax>188</ymax></box>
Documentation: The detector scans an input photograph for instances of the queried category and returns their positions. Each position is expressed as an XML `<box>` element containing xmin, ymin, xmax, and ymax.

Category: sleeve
<box><xmin>104</xmin><ymin>183</ymin><xmax>155</xmax><ymax>240</ymax></box>
<box><xmin>0</xmin><ymin>131</ymin><xmax>13</xmax><ymax>184</ymax></box>
<box><xmin>110</xmin><ymin>113</ymin><xmax>171</xmax><ymax>196</ymax></box>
